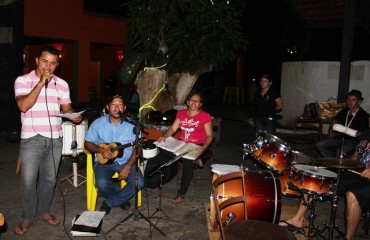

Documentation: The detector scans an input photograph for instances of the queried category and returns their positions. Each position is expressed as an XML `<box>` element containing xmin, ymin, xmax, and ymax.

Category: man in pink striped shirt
<box><xmin>14</xmin><ymin>45</ymin><xmax>82</xmax><ymax>235</ymax></box>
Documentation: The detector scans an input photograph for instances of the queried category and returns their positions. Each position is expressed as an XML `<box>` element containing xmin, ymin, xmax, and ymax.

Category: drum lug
<box><xmin>300</xmin><ymin>175</ymin><xmax>304</xmax><ymax>185</ymax></box>
<box><xmin>269</xmin><ymin>152</ymin><xmax>276</xmax><ymax>159</ymax></box>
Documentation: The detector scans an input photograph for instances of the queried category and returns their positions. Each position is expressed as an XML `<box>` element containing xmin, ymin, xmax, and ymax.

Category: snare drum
<box><xmin>142</xmin><ymin>147</ymin><xmax>158</xmax><ymax>159</ymax></box>
<box><xmin>289</xmin><ymin>164</ymin><xmax>337</xmax><ymax>196</ymax></box>
<box><xmin>252</xmin><ymin>130</ymin><xmax>292</xmax><ymax>175</ymax></box>
<box><xmin>210</xmin><ymin>170</ymin><xmax>281</xmax><ymax>229</ymax></box>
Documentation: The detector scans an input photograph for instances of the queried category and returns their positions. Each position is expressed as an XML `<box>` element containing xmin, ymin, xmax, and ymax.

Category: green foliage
<box><xmin>125</xmin><ymin>0</ymin><xmax>247</xmax><ymax>73</ymax></box>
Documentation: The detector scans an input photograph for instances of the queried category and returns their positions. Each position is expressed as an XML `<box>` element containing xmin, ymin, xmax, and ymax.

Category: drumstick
<box><xmin>347</xmin><ymin>169</ymin><xmax>362</xmax><ymax>176</ymax></box>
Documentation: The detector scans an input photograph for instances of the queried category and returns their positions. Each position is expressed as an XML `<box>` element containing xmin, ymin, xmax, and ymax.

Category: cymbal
<box><xmin>317</xmin><ymin>158</ymin><xmax>365</xmax><ymax>169</ymax></box>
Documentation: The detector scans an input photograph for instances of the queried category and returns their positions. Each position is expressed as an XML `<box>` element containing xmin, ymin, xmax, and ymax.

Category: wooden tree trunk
<box><xmin>136</xmin><ymin>69</ymin><xmax>167</xmax><ymax>120</ymax></box>
<box><xmin>174</xmin><ymin>72</ymin><xmax>198</xmax><ymax>105</ymax></box>
<box><xmin>136</xmin><ymin>69</ymin><xmax>203</xmax><ymax>119</ymax></box>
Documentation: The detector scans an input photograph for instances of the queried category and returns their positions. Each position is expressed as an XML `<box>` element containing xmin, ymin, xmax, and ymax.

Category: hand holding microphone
<box><xmin>42</xmin><ymin>70</ymin><xmax>53</xmax><ymax>88</ymax></box>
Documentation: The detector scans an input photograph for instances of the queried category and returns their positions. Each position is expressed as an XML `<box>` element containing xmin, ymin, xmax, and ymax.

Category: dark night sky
<box><xmin>241</xmin><ymin>0</ymin><xmax>370</xmax><ymax>85</ymax></box>
<box><xmin>84</xmin><ymin>0</ymin><xmax>370</xmax><ymax>86</ymax></box>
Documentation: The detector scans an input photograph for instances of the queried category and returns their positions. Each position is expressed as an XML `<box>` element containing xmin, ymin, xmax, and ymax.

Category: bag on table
<box><xmin>316</xmin><ymin>97</ymin><xmax>346</xmax><ymax>120</ymax></box>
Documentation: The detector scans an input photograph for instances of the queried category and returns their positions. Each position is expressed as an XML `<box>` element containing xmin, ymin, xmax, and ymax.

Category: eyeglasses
<box><xmin>189</xmin><ymin>99</ymin><xmax>201</xmax><ymax>103</ymax></box>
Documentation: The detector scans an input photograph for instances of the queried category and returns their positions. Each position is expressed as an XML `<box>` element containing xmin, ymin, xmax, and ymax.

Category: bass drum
<box><xmin>210</xmin><ymin>170</ymin><xmax>282</xmax><ymax>229</ymax></box>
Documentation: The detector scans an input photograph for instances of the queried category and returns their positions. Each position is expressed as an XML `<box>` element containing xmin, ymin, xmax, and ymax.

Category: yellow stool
<box><xmin>85</xmin><ymin>147</ymin><xmax>141</xmax><ymax>211</ymax></box>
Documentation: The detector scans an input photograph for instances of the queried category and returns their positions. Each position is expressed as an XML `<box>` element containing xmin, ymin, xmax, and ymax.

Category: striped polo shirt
<box><xmin>14</xmin><ymin>70</ymin><xmax>72</xmax><ymax>139</ymax></box>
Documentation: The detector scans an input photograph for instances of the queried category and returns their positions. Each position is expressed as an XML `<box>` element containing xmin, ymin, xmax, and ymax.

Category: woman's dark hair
<box><xmin>187</xmin><ymin>90</ymin><xmax>204</xmax><ymax>103</ymax></box>
<box><xmin>38</xmin><ymin>45</ymin><xmax>60</xmax><ymax>58</ymax></box>
<box><xmin>260</xmin><ymin>74</ymin><xmax>273</xmax><ymax>82</ymax></box>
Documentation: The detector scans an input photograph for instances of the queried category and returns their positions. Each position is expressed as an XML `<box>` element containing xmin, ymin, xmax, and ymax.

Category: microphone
<box><xmin>115</xmin><ymin>111</ymin><xmax>125</xmax><ymax>119</ymax></box>
<box><xmin>45</xmin><ymin>79</ymin><xmax>49</xmax><ymax>88</ymax></box>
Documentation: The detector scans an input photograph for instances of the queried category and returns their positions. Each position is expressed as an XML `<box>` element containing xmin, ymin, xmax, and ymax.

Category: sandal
<box><xmin>38</xmin><ymin>214</ymin><xmax>60</xmax><ymax>226</ymax></box>
<box><xmin>14</xmin><ymin>220</ymin><xmax>32</xmax><ymax>235</ymax></box>
<box><xmin>279</xmin><ymin>220</ymin><xmax>305</xmax><ymax>234</ymax></box>
<box><xmin>171</xmin><ymin>195</ymin><xmax>185</xmax><ymax>203</ymax></box>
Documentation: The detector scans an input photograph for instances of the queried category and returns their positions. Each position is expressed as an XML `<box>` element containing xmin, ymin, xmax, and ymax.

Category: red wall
<box><xmin>24</xmin><ymin>0</ymin><xmax>127</xmax><ymax>102</ymax></box>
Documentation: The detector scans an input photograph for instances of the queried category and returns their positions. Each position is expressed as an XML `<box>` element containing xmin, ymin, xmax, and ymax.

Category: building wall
<box><xmin>280</xmin><ymin>61</ymin><xmax>370</xmax><ymax>128</ymax></box>
<box><xmin>24</xmin><ymin>0</ymin><xmax>127</xmax><ymax>102</ymax></box>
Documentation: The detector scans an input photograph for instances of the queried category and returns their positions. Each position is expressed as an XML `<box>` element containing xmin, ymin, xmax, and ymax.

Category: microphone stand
<box><xmin>339</xmin><ymin>137</ymin><xmax>345</xmax><ymax>158</ymax></box>
<box><xmin>106</xmin><ymin>121</ymin><xmax>165</xmax><ymax>236</ymax></box>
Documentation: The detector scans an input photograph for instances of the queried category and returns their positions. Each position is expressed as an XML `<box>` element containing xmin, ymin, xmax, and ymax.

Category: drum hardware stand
<box><xmin>59</xmin><ymin>124</ymin><xmax>86</xmax><ymax>187</ymax></box>
<box><xmin>299</xmin><ymin>193</ymin><xmax>324</xmax><ymax>239</ymax></box>
<box><xmin>315</xmin><ymin>169</ymin><xmax>345</xmax><ymax>240</ymax></box>
<box><xmin>241</xmin><ymin>143</ymin><xmax>257</xmax><ymax>171</ymax></box>
<box><xmin>106</xmin><ymin>123</ymin><xmax>165</xmax><ymax>237</ymax></box>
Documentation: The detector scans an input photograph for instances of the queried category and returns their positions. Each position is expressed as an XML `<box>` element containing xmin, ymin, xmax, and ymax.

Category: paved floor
<box><xmin>0</xmin><ymin>105</ymin><xmax>368</xmax><ymax>239</ymax></box>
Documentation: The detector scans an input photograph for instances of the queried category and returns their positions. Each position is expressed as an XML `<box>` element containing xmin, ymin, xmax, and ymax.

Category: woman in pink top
<box><xmin>158</xmin><ymin>91</ymin><xmax>213</xmax><ymax>203</ymax></box>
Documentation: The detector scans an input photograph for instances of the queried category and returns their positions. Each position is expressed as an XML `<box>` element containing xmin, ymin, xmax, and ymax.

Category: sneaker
<box><xmin>120</xmin><ymin>201</ymin><xmax>131</xmax><ymax>211</ymax></box>
<box><xmin>99</xmin><ymin>201</ymin><xmax>111</xmax><ymax>215</ymax></box>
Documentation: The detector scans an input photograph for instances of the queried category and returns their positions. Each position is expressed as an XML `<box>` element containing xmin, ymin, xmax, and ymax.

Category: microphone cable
<box><xmin>44</xmin><ymin>83</ymin><xmax>73</xmax><ymax>240</ymax></box>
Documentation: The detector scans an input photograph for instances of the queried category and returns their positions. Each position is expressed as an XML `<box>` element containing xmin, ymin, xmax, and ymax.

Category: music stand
<box><xmin>148</xmin><ymin>157</ymin><xmax>189</xmax><ymax>225</ymax></box>
<box><xmin>105</xmin><ymin>123</ymin><xmax>166</xmax><ymax>236</ymax></box>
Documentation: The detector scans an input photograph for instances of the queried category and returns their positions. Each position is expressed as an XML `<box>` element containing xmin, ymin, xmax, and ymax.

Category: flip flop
<box><xmin>171</xmin><ymin>195</ymin><xmax>185</xmax><ymax>203</ymax></box>
<box><xmin>38</xmin><ymin>214</ymin><xmax>60</xmax><ymax>226</ymax></box>
<box><xmin>14</xmin><ymin>220</ymin><xmax>32</xmax><ymax>235</ymax></box>
<box><xmin>279</xmin><ymin>220</ymin><xmax>305</xmax><ymax>234</ymax></box>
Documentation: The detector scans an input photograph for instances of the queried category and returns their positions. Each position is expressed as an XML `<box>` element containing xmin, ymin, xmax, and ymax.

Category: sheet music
<box><xmin>74</xmin><ymin>211</ymin><xmax>105</xmax><ymax>228</ymax></box>
<box><xmin>53</xmin><ymin>110</ymin><xmax>85</xmax><ymax>118</ymax></box>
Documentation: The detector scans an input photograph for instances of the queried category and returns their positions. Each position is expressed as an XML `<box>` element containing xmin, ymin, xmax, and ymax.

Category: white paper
<box><xmin>154</xmin><ymin>136</ymin><xmax>186</xmax><ymax>152</ymax></box>
<box><xmin>154</xmin><ymin>136</ymin><xmax>201</xmax><ymax>160</ymax></box>
<box><xmin>74</xmin><ymin>211</ymin><xmax>105</xmax><ymax>228</ymax></box>
<box><xmin>211</xmin><ymin>164</ymin><xmax>241</xmax><ymax>175</ymax></box>
<box><xmin>53</xmin><ymin>110</ymin><xmax>85</xmax><ymax>118</ymax></box>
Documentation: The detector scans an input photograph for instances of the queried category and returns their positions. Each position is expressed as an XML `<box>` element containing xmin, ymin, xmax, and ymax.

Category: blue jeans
<box><xmin>19</xmin><ymin>135</ymin><xmax>63</xmax><ymax>221</ymax></box>
<box><xmin>315</xmin><ymin>136</ymin><xmax>357</xmax><ymax>158</ymax></box>
<box><xmin>94</xmin><ymin>161</ymin><xmax>144</xmax><ymax>208</ymax></box>
<box><xmin>254</xmin><ymin>116</ymin><xmax>277</xmax><ymax>134</ymax></box>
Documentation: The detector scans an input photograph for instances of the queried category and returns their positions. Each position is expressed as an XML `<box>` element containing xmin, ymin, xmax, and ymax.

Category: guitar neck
<box><xmin>110</xmin><ymin>138</ymin><xmax>144</xmax><ymax>152</ymax></box>
<box><xmin>110</xmin><ymin>142</ymin><xmax>134</xmax><ymax>152</ymax></box>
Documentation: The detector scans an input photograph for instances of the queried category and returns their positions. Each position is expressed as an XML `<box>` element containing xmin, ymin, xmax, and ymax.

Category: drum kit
<box><xmin>210</xmin><ymin>130</ymin><xmax>365</xmax><ymax>240</ymax></box>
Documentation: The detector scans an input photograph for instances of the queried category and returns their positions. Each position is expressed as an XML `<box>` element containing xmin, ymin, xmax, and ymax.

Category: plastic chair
<box><xmin>84</xmin><ymin>147</ymin><xmax>141</xmax><ymax>211</ymax></box>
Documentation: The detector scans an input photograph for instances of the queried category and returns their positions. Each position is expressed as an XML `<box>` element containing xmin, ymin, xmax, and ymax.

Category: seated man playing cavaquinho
<box><xmin>316</xmin><ymin>89</ymin><xmax>369</xmax><ymax>158</ymax></box>
<box><xmin>84</xmin><ymin>95</ymin><xmax>144</xmax><ymax>215</ymax></box>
